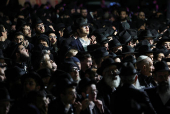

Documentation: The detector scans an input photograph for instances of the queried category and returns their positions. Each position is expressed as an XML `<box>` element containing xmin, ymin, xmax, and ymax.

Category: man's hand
<box><xmin>74</xmin><ymin>102</ymin><xmax>82</xmax><ymax>114</ymax></box>
<box><xmin>94</xmin><ymin>100</ymin><xmax>104</xmax><ymax>113</ymax></box>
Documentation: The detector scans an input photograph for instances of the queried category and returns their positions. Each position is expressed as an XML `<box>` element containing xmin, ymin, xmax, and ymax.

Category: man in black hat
<box><xmin>70</xmin><ymin>18</ymin><xmax>90</xmax><ymax>52</ymax></box>
<box><xmin>145</xmin><ymin>61</ymin><xmax>170</xmax><ymax>114</ymax></box>
<box><xmin>6</xmin><ymin>43</ymin><xmax>30</xmax><ymax>73</ymax></box>
<box><xmin>136</xmin><ymin>55</ymin><xmax>156</xmax><ymax>89</ymax></box>
<box><xmin>108</xmin><ymin>38</ymin><xmax>122</xmax><ymax>55</ymax></box>
<box><xmin>21</xmin><ymin>72</ymin><xmax>44</xmax><ymax>95</ymax></box>
<box><xmin>110</xmin><ymin>62</ymin><xmax>156</xmax><ymax>114</ymax></box>
<box><xmin>0</xmin><ymin>24</ymin><xmax>11</xmax><ymax>50</ymax></box>
<box><xmin>96</xmin><ymin>58</ymin><xmax>121</xmax><ymax>109</ymax></box>
<box><xmin>0</xmin><ymin>49</ymin><xmax>8</xmax><ymax>82</ymax></box>
<box><xmin>138</xmin><ymin>11</ymin><xmax>146</xmax><ymax>21</ymax></box>
<box><xmin>78</xmin><ymin>77</ymin><xmax>110</xmax><ymax>114</ymax></box>
<box><xmin>77</xmin><ymin>52</ymin><xmax>92</xmax><ymax>79</ymax></box>
<box><xmin>0</xmin><ymin>88</ymin><xmax>13</xmax><ymax>114</ymax></box>
<box><xmin>48</xmin><ymin>78</ymin><xmax>82</xmax><ymax>114</ymax></box>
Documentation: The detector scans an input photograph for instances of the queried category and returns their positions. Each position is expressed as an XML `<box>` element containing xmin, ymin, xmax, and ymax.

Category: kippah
<box><xmin>136</xmin><ymin>55</ymin><xmax>148</xmax><ymax>63</ymax></box>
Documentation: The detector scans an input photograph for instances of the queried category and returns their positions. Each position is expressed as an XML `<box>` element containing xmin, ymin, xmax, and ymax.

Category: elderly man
<box><xmin>110</xmin><ymin>62</ymin><xmax>156</xmax><ymax>114</ymax></box>
<box><xmin>96</xmin><ymin>58</ymin><xmax>121</xmax><ymax>109</ymax></box>
<box><xmin>136</xmin><ymin>55</ymin><xmax>156</xmax><ymax>88</ymax></box>
<box><xmin>145</xmin><ymin>61</ymin><xmax>170</xmax><ymax>114</ymax></box>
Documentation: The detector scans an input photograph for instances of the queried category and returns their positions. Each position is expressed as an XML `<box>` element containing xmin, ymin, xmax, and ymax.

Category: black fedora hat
<box><xmin>5</xmin><ymin>66</ymin><xmax>26</xmax><ymax>82</ymax></box>
<box><xmin>97</xmin><ymin>58</ymin><xmax>120</xmax><ymax>75</ymax></box>
<box><xmin>96</xmin><ymin>34</ymin><xmax>110</xmax><ymax>44</ymax></box>
<box><xmin>78</xmin><ymin>77</ymin><xmax>96</xmax><ymax>93</ymax></box>
<box><xmin>58</xmin><ymin>45</ymin><xmax>78</xmax><ymax>58</ymax></box>
<box><xmin>122</xmin><ymin>45</ymin><xmax>138</xmax><ymax>55</ymax></box>
<box><xmin>119</xmin><ymin>30</ymin><xmax>132</xmax><ymax>45</ymax></box>
<box><xmin>135</xmin><ymin>39</ymin><xmax>151</xmax><ymax>51</ymax></box>
<box><xmin>156</xmin><ymin>36</ymin><xmax>170</xmax><ymax>48</ymax></box>
<box><xmin>154</xmin><ymin>61</ymin><xmax>170</xmax><ymax>73</ymax></box>
<box><xmin>87</xmin><ymin>44</ymin><xmax>101</xmax><ymax>54</ymax></box>
<box><xmin>122</xmin><ymin>55</ymin><xmax>136</xmax><ymax>64</ymax></box>
<box><xmin>108</xmin><ymin>38</ymin><xmax>122</xmax><ymax>49</ymax></box>
<box><xmin>93</xmin><ymin>47</ymin><xmax>109</xmax><ymax>59</ymax></box>
<box><xmin>120</xmin><ymin>62</ymin><xmax>138</xmax><ymax>76</ymax></box>
<box><xmin>138</xmin><ymin>45</ymin><xmax>154</xmax><ymax>54</ymax></box>
<box><xmin>16</xmin><ymin>18</ymin><xmax>29</xmax><ymax>32</ymax></box>
<box><xmin>58</xmin><ymin>78</ymin><xmax>77</xmax><ymax>94</ymax></box>
<box><xmin>126</xmin><ymin>29</ymin><xmax>138</xmax><ymax>40</ymax></box>
<box><xmin>109</xmin><ymin>52</ymin><xmax>122</xmax><ymax>59</ymax></box>
<box><xmin>139</xmin><ymin>29</ymin><xmax>156</xmax><ymax>40</ymax></box>
<box><xmin>0</xmin><ymin>88</ymin><xmax>14</xmax><ymax>102</ymax></box>
<box><xmin>55</xmin><ymin>23</ymin><xmax>65</xmax><ymax>31</ymax></box>
<box><xmin>37</xmin><ymin>68</ymin><xmax>52</xmax><ymax>78</ymax></box>
<box><xmin>0</xmin><ymin>49</ymin><xmax>9</xmax><ymax>60</ymax></box>
<box><xmin>74</xmin><ymin>17</ymin><xmax>89</xmax><ymax>28</ymax></box>
<box><xmin>38</xmin><ymin>34</ymin><xmax>50</xmax><ymax>46</ymax></box>
<box><xmin>21</xmin><ymin>72</ymin><xmax>44</xmax><ymax>90</ymax></box>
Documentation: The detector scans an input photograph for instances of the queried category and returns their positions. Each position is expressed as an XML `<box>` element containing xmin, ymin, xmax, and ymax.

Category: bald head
<box><xmin>136</xmin><ymin>55</ymin><xmax>154</xmax><ymax>76</ymax></box>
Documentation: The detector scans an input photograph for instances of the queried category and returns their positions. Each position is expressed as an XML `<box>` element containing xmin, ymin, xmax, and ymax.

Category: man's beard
<box><xmin>20</xmin><ymin>53</ymin><xmax>29</xmax><ymax>62</ymax></box>
<box><xmin>158</xmin><ymin>79</ymin><xmax>170</xmax><ymax>95</ymax></box>
<box><xmin>104</xmin><ymin>75</ymin><xmax>121</xmax><ymax>89</ymax></box>
<box><xmin>120</xmin><ymin>17</ymin><xmax>126</xmax><ymax>21</ymax></box>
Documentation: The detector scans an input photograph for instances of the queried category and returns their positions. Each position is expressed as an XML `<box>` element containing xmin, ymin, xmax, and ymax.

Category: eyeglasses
<box><xmin>72</xmin><ymin>67</ymin><xmax>80</xmax><ymax>72</ymax></box>
<box><xmin>37</xmin><ymin>24</ymin><xmax>44</xmax><ymax>28</ymax></box>
<box><xmin>49</xmin><ymin>36</ymin><xmax>57</xmax><ymax>39</ymax></box>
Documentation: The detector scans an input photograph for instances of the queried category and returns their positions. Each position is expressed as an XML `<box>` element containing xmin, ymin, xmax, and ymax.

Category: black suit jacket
<box><xmin>110</xmin><ymin>84</ymin><xmax>156</xmax><ymax>114</ymax></box>
<box><xmin>145</xmin><ymin>87</ymin><xmax>170</xmax><ymax>114</ymax></box>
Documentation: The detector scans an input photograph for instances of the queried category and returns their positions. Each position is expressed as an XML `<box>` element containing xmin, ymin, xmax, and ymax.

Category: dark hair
<box><xmin>0</xmin><ymin>24</ymin><xmax>4</xmax><ymax>36</ymax></box>
<box><xmin>77</xmin><ymin>52</ymin><xmax>91</xmax><ymax>62</ymax></box>
<box><xmin>14</xmin><ymin>32</ymin><xmax>25</xmax><ymax>40</ymax></box>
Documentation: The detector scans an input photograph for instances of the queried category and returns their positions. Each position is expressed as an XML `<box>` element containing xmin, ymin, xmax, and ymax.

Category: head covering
<box><xmin>119</xmin><ymin>30</ymin><xmax>132</xmax><ymax>45</ymax></box>
<box><xmin>0</xmin><ymin>88</ymin><xmax>14</xmax><ymax>102</ymax></box>
<box><xmin>74</xmin><ymin>17</ymin><xmax>89</xmax><ymax>29</ymax></box>
<box><xmin>93</xmin><ymin>47</ymin><xmax>109</xmax><ymax>59</ymax></box>
<box><xmin>97</xmin><ymin>58</ymin><xmax>120</xmax><ymax>75</ymax></box>
<box><xmin>120</xmin><ymin>62</ymin><xmax>138</xmax><ymax>76</ymax></box>
<box><xmin>108</xmin><ymin>38</ymin><xmax>122</xmax><ymax>49</ymax></box>
<box><xmin>136</xmin><ymin>55</ymin><xmax>148</xmax><ymax>63</ymax></box>
<box><xmin>154</xmin><ymin>61</ymin><xmax>170</xmax><ymax>73</ymax></box>
<box><xmin>121</xmin><ymin>45</ymin><xmax>138</xmax><ymax>55</ymax></box>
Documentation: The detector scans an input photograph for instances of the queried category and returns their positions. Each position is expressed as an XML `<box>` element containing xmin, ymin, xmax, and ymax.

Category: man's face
<box><xmin>0</xmin><ymin>101</ymin><xmax>10</xmax><ymax>114</ymax></box>
<box><xmin>85</xmin><ymin>84</ymin><xmax>97</xmax><ymax>101</ymax></box>
<box><xmin>24</xmin><ymin>78</ymin><xmax>38</xmax><ymax>93</ymax></box>
<box><xmin>163</xmin><ymin>41</ymin><xmax>170</xmax><ymax>50</ymax></box>
<box><xmin>157</xmin><ymin>53</ymin><xmax>165</xmax><ymax>61</ymax></box>
<box><xmin>69</xmin><ymin>67</ymin><xmax>80</xmax><ymax>83</ymax></box>
<box><xmin>15</xmin><ymin>35</ymin><xmax>24</xmax><ymax>44</ymax></box>
<box><xmin>40</xmin><ymin>40</ymin><xmax>48</xmax><ymax>47</ymax></box>
<box><xmin>103</xmin><ymin>65</ymin><xmax>120</xmax><ymax>88</ymax></box>
<box><xmin>138</xmin><ymin>12</ymin><xmax>145</xmax><ymax>20</ymax></box>
<box><xmin>81</xmin><ymin>57</ymin><xmax>92</xmax><ymax>71</ymax></box>
<box><xmin>81</xmin><ymin>9</ymin><xmax>88</xmax><ymax>18</ymax></box>
<box><xmin>43</xmin><ymin>54</ymin><xmax>53</xmax><ymax>69</ymax></box>
<box><xmin>18</xmin><ymin>45</ymin><xmax>29</xmax><ymax>61</ymax></box>
<box><xmin>78</xmin><ymin>25</ymin><xmax>89</xmax><ymax>35</ymax></box>
<box><xmin>0</xmin><ymin>59</ymin><xmax>6</xmax><ymax>82</ymax></box>
<box><xmin>62</xmin><ymin>87</ymin><xmax>77</xmax><ymax>104</ymax></box>
<box><xmin>155</xmin><ymin>71</ymin><xmax>170</xmax><ymax>94</ymax></box>
<box><xmin>35</xmin><ymin>23</ymin><xmax>45</xmax><ymax>34</ymax></box>
<box><xmin>145</xmin><ymin>37</ymin><xmax>153</xmax><ymax>45</ymax></box>
<box><xmin>146</xmin><ymin>53</ymin><xmax>154</xmax><ymax>61</ymax></box>
<box><xmin>144</xmin><ymin>58</ymin><xmax>154</xmax><ymax>76</ymax></box>
<box><xmin>35</xmin><ymin>96</ymin><xmax>49</xmax><ymax>114</ymax></box>
<box><xmin>23</xmin><ymin>25</ymin><xmax>31</xmax><ymax>37</ymax></box>
<box><xmin>2</xmin><ymin>27</ymin><xmax>7</xmax><ymax>39</ymax></box>
<box><xmin>49</xmin><ymin>33</ymin><xmax>57</xmax><ymax>45</ymax></box>
<box><xmin>120</xmin><ymin>11</ymin><xmax>126</xmax><ymax>20</ymax></box>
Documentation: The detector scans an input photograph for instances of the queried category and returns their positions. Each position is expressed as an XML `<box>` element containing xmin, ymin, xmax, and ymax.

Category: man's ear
<box><xmin>36</xmin><ymin>85</ymin><xmax>40</xmax><ymax>91</ymax></box>
<box><xmin>143</xmin><ymin>65</ymin><xmax>146</xmax><ymax>71</ymax></box>
<box><xmin>82</xmin><ymin>92</ymin><xmax>86</xmax><ymax>98</ymax></box>
<box><xmin>16</xmin><ymin>53</ymin><xmax>20</xmax><ymax>58</ymax></box>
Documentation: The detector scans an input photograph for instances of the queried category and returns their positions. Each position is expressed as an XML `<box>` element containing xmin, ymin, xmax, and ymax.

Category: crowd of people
<box><xmin>0</xmin><ymin>0</ymin><xmax>170</xmax><ymax>114</ymax></box>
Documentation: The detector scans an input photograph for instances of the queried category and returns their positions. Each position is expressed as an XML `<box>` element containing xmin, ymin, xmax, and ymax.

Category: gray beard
<box><xmin>104</xmin><ymin>75</ymin><xmax>121</xmax><ymax>89</ymax></box>
<box><xmin>158</xmin><ymin>80</ymin><xmax>170</xmax><ymax>95</ymax></box>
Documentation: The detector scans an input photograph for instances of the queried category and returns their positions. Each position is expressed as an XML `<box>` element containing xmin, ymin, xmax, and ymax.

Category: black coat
<box><xmin>96</xmin><ymin>79</ymin><xmax>114</xmax><ymax>109</ymax></box>
<box><xmin>110</xmin><ymin>84</ymin><xmax>156</xmax><ymax>114</ymax></box>
<box><xmin>48</xmin><ymin>98</ymin><xmax>75</xmax><ymax>114</ymax></box>
<box><xmin>145</xmin><ymin>87</ymin><xmax>170</xmax><ymax>114</ymax></box>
